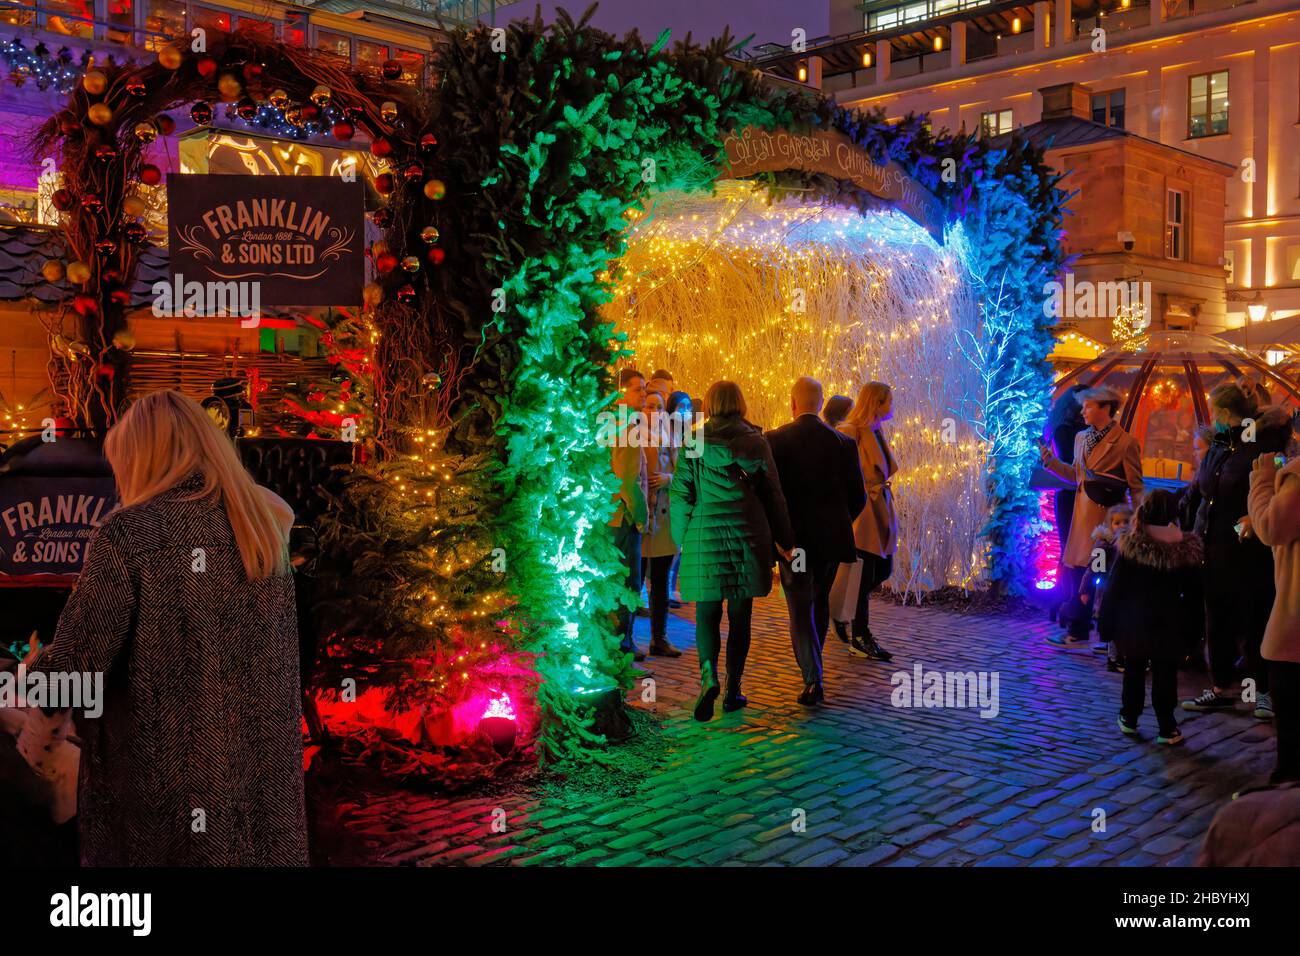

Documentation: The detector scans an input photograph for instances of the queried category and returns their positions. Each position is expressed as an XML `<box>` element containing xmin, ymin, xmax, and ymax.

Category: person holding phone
<box><xmin>1182</xmin><ymin>386</ymin><xmax>1292</xmax><ymax>717</ymax></box>
<box><xmin>1247</xmin><ymin>444</ymin><xmax>1300</xmax><ymax>782</ymax></box>
<box><xmin>1040</xmin><ymin>385</ymin><xmax>1145</xmax><ymax>650</ymax></box>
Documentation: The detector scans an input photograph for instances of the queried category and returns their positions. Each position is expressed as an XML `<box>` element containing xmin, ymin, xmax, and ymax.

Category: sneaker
<box><xmin>1254</xmin><ymin>692</ymin><xmax>1275</xmax><ymax>720</ymax></box>
<box><xmin>1156</xmin><ymin>727</ymin><xmax>1184</xmax><ymax>746</ymax></box>
<box><xmin>1117</xmin><ymin>715</ymin><xmax>1138</xmax><ymax>735</ymax></box>
<box><xmin>1045</xmin><ymin>633</ymin><xmax>1091</xmax><ymax>651</ymax></box>
<box><xmin>848</xmin><ymin>633</ymin><xmax>892</xmax><ymax>661</ymax></box>
<box><xmin>648</xmin><ymin>638</ymin><xmax>682</xmax><ymax>658</ymax></box>
<box><xmin>1181</xmin><ymin>689</ymin><xmax>1235</xmax><ymax>712</ymax></box>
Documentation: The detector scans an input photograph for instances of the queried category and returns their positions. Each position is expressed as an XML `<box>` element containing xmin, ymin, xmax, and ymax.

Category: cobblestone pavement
<box><xmin>315</xmin><ymin>594</ymin><xmax>1279</xmax><ymax>866</ymax></box>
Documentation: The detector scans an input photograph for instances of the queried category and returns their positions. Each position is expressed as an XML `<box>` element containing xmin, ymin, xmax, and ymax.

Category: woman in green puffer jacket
<box><xmin>671</xmin><ymin>381</ymin><xmax>794</xmax><ymax>722</ymax></box>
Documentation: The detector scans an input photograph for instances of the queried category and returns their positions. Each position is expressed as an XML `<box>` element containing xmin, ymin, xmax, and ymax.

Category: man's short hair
<box><xmin>619</xmin><ymin>367</ymin><xmax>645</xmax><ymax>387</ymax></box>
<box><xmin>792</xmin><ymin>376</ymin><xmax>824</xmax><ymax>413</ymax></box>
<box><xmin>651</xmin><ymin>369</ymin><xmax>673</xmax><ymax>382</ymax></box>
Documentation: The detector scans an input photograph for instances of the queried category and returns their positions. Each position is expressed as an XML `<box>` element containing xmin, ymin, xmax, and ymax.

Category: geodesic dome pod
<box><xmin>1050</xmin><ymin>330</ymin><xmax>1300</xmax><ymax>484</ymax></box>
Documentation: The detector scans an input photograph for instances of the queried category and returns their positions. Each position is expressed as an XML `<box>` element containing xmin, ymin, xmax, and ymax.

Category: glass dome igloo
<box><xmin>1049</xmin><ymin>330</ymin><xmax>1300</xmax><ymax>485</ymax></box>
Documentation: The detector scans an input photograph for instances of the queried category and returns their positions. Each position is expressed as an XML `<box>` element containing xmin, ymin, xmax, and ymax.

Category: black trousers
<box><xmin>1204</xmin><ymin>580</ymin><xmax>1273</xmax><ymax>692</ymax></box>
<box><xmin>695</xmin><ymin>598</ymin><xmax>753</xmax><ymax>689</ymax></box>
<box><xmin>1271</xmin><ymin>660</ymin><xmax>1300</xmax><ymax>783</ymax></box>
<box><xmin>613</xmin><ymin>522</ymin><xmax>642</xmax><ymax>651</ymax></box>
<box><xmin>1121</xmin><ymin>656</ymin><xmax>1180</xmax><ymax>736</ymax></box>
<box><xmin>780</xmin><ymin>554</ymin><xmax>841</xmax><ymax>686</ymax></box>
<box><xmin>851</xmin><ymin>550</ymin><xmax>893</xmax><ymax>638</ymax></box>
<box><xmin>641</xmin><ymin>554</ymin><xmax>674</xmax><ymax>641</ymax></box>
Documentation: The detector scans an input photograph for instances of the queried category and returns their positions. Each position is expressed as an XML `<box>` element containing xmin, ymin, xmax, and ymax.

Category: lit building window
<box><xmin>317</xmin><ymin>30</ymin><xmax>351</xmax><ymax>61</ymax></box>
<box><xmin>1091</xmin><ymin>89</ymin><xmax>1125</xmax><ymax>129</ymax></box>
<box><xmin>980</xmin><ymin>108</ymin><xmax>1013</xmax><ymax>137</ymax></box>
<box><xmin>191</xmin><ymin>6</ymin><xmax>232</xmax><ymax>38</ymax></box>
<box><xmin>1165</xmin><ymin>188</ymin><xmax>1187</xmax><ymax>260</ymax></box>
<box><xmin>144</xmin><ymin>0</ymin><xmax>185</xmax><ymax>49</ymax></box>
<box><xmin>1188</xmin><ymin>70</ymin><xmax>1229</xmax><ymax>138</ymax></box>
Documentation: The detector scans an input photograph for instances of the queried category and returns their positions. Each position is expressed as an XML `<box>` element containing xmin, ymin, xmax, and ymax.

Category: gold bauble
<box><xmin>269</xmin><ymin>89</ymin><xmax>290</xmax><ymax>109</ymax></box>
<box><xmin>420</xmin><ymin>226</ymin><xmax>440</xmax><ymax>244</ymax></box>
<box><xmin>217</xmin><ymin>74</ymin><xmax>242</xmax><ymax>100</ymax></box>
<box><xmin>401</xmin><ymin>255</ymin><xmax>420</xmax><ymax>272</ymax></box>
<box><xmin>362</xmin><ymin>282</ymin><xmax>383</xmax><ymax>308</ymax></box>
<box><xmin>111</xmin><ymin>329</ymin><xmax>136</xmax><ymax>351</ymax></box>
<box><xmin>380</xmin><ymin>101</ymin><xmax>398</xmax><ymax>123</ymax></box>
<box><xmin>66</xmin><ymin>261</ymin><xmax>92</xmax><ymax>284</ymax></box>
<box><xmin>371</xmin><ymin>240</ymin><xmax>389</xmax><ymax>259</ymax></box>
<box><xmin>310</xmin><ymin>85</ymin><xmax>331</xmax><ymax>107</ymax></box>
<box><xmin>87</xmin><ymin>103</ymin><xmax>113</xmax><ymax>126</ymax></box>
<box><xmin>82</xmin><ymin>71</ymin><xmax>107</xmax><ymax>95</ymax></box>
<box><xmin>122</xmin><ymin>196</ymin><xmax>146</xmax><ymax>217</ymax></box>
<box><xmin>423</xmin><ymin>179</ymin><xmax>446</xmax><ymax>201</ymax></box>
<box><xmin>157</xmin><ymin>47</ymin><xmax>182</xmax><ymax>70</ymax></box>
<box><xmin>41</xmin><ymin>260</ymin><xmax>65</xmax><ymax>282</ymax></box>
<box><xmin>133</xmin><ymin>121</ymin><xmax>157</xmax><ymax>144</ymax></box>
<box><xmin>284</xmin><ymin>108</ymin><xmax>302</xmax><ymax>127</ymax></box>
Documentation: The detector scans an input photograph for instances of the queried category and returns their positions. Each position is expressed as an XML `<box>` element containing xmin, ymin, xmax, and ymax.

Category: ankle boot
<box><xmin>649</xmin><ymin>636</ymin><xmax>682</xmax><ymax>658</ymax></box>
<box><xmin>722</xmin><ymin>679</ymin><xmax>747</xmax><ymax>712</ymax></box>
<box><xmin>694</xmin><ymin>661</ymin><xmax>721</xmax><ymax>722</ymax></box>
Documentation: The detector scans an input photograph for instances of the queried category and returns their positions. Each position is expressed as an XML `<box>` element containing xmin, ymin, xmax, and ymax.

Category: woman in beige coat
<box><xmin>1040</xmin><ymin>385</ymin><xmax>1144</xmax><ymax>650</ymax></box>
<box><xmin>1247</xmin><ymin>450</ymin><xmax>1300</xmax><ymax>783</ymax></box>
<box><xmin>835</xmin><ymin>382</ymin><xmax>898</xmax><ymax>662</ymax></box>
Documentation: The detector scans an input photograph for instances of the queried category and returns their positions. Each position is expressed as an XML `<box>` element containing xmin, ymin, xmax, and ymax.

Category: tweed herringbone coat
<box><xmin>31</xmin><ymin>473</ymin><xmax>307</xmax><ymax>866</ymax></box>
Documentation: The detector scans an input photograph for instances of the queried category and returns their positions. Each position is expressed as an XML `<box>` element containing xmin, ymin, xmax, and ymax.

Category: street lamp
<box><xmin>1248</xmin><ymin>302</ymin><xmax>1269</xmax><ymax>323</ymax></box>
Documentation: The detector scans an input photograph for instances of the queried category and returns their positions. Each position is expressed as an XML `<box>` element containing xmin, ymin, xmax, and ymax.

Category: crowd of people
<box><xmin>1040</xmin><ymin>378</ymin><xmax>1300</xmax><ymax>785</ymax></box>
<box><xmin>607</xmin><ymin>368</ymin><xmax>897</xmax><ymax>722</ymax></box>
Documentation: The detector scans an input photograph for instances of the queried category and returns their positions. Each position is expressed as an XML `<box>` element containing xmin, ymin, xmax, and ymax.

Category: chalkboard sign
<box><xmin>0</xmin><ymin>476</ymin><xmax>117</xmax><ymax>583</ymax></box>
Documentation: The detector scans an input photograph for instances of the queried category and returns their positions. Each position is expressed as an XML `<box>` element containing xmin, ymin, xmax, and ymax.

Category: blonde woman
<box><xmin>836</xmin><ymin>382</ymin><xmax>898</xmax><ymax>662</ymax></box>
<box><xmin>21</xmin><ymin>390</ymin><xmax>307</xmax><ymax>866</ymax></box>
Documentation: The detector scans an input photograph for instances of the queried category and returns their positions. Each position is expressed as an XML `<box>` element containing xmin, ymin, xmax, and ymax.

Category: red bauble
<box><xmin>301</xmin><ymin>104</ymin><xmax>320</xmax><ymax>122</ymax></box>
<box><xmin>308</xmin><ymin>390</ymin><xmax>325</xmax><ymax>403</ymax></box>
<box><xmin>97</xmin><ymin>363</ymin><xmax>116</xmax><ymax>380</ymax></box>
<box><xmin>94</xmin><ymin>239</ymin><xmax>117</xmax><ymax>257</ymax></box>
<box><xmin>109</xmin><ymin>288</ymin><xmax>131</xmax><ymax>305</ymax></box>
<box><xmin>395</xmin><ymin>283</ymin><xmax>416</xmax><ymax>304</ymax></box>
<box><xmin>331</xmin><ymin>121</ymin><xmax>355</xmax><ymax>141</ymax></box>
<box><xmin>382</xmin><ymin>59</ymin><xmax>403</xmax><ymax>81</ymax></box>
<box><xmin>51</xmin><ymin>188</ymin><xmax>74</xmax><ymax>211</ymax></box>
<box><xmin>139</xmin><ymin>164</ymin><xmax>163</xmax><ymax>186</ymax></box>
<box><xmin>123</xmin><ymin>222</ymin><xmax>147</xmax><ymax>243</ymax></box>
<box><xmin>101</xmin><ymin>268</ymin><xmax>123</xmax><ymax>285</ymax></box>
<box><xmin>370</xmin><ymin>137</ymin><xmax>392</xmax><ymax>158</ymax></box>
<box><xmin>80</xmin><ymin>192</ymin><xmax>104</xmax><ymax>214</ymax></box>
<box><xmin>73</xmin><ymin>293</ymin><xmax>99</xmax><ymax>317</ymax></box>
<box><xmin>372</xmin><ymin>207</ymin><xmax>393</xmax><ymax>229</ymax></box>
<box><xmin>155</xmin><ymin>114</ymin><xmax>176</xmax><ymax>136</ymax></box>
<box><xmin>190</xmin><ymin>102</ymin><xmax>213</xmax><ymax>124</ymax></box>
<box><xmin>418</xmin><ymin>133</ymin><xmax>439</xmax><ymax>157</ymax></box>
<box><xmin>58</xmin><ymin>111</ymin><xmax>79</xmax><ymax>134</ymax></box>
<box><xmin>374</xmin><ymin>172</ymin><xmax>394</xmax><ymax>195</ymax></box>
<box><xmin>125</xmin><ymin>77</ymin><xmax>147</xmax><ymax>97</ymax></box>
<box><xmin>428</xmin><ymin>247</ymin><xmax>447</xmax><ymax>266</ymax></box>
<box><xmin>94</xmin><ymin>144</ymin><xmax>118</xmax><ymax>162</ymax></box>
<box><xmin>403</xmin><ymin>164</ymin><xmax>424</xmax><ymax>183</ymax></box>
<box><xmin>375</xmin><ymin>253</ymin><xmax>398</xmax><ymax>274</ymax></box>
<box><xmin>235</xmin><ymin>97</ymin><xmax>257</xmax><ymax>120</ymax></box>
<box><xmin>196</xmin><ymin>56</ymin><xmax>218</xmax><ymax>78</ymax></box>
<box><xmin>242</xmin><ymin>62</ymin><xmax>264</xmax><ymax>82</ymax></box>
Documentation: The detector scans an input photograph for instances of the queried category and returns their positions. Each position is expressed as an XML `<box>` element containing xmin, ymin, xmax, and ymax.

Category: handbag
<box><xmin>1083</xmin><ymin>469</ymin><xmax>1128</xmax><ymax>507</ymax></box>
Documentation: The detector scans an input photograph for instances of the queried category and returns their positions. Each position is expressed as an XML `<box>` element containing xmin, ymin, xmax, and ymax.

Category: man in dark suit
<box><xmin>766</xmin><ymin>377</ymin><xmax>867</xmax><ymax>705</ymax></box>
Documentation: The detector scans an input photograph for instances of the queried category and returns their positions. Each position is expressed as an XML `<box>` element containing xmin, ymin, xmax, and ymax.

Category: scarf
<box><xmin>1084</xmin><ymin>420</ymin><xmax>1115</xmax><ymax>455</ymax></box>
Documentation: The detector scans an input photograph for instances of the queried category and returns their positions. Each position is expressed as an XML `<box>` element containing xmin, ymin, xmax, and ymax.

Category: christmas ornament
<box><xmin>125</xmin><ymin>77</ymin><xmax>146</xmax><ymax>97</ymax></box>
<box><xmin>87</xmin><ymin>103</ymin><xmax>112</xmax><ymax>125</ymax></box>
<box><xmin>421</xmin><ymin>371</ymin><xmax>442</xmax><ymax>388</ymax></box>
<box><xmin>242</xmin><ymin>62</ymin><xmax>264</xmax><ymax>82</ymax></box>
<box><xmin>66</xmin><ymin>261</ymin><xmax>91</xmax><ymax>284</ymax></box>
<box><xmin>420</xmin><ymin>226</ymin><xmax>440</xmax><ymax>244</ymax></box>
<box><xmin>403</xmin><ymin>164</ymin><xmax>423</xmax><ymax>183</ymax></box>
<box><xmin>50</xmin><ymin>188</ymin><xmax>73</xmax><ymax>211</ymax></box>
<box><xmin>133</xmin><ymin>121</ymin><xmax>157</xmax><ymax>143</ymax></box>
<box><xmin>190</xmin><ymin>101</ymin><xmax>213</xmax><ymax>124</ymax></box>
<box><xmin>157</xmin><ymin>47</ymin><xmax>182</xmax><ymax>70</ymax></box>
<box><xmin>375</xmin><ymin>172</ymin><xmax>394</xmax><ymax>195</ymax></box>
<box><xmin>395</xmin><ymin>283</ymin><xmax>416</xmax><ymax>304</ymax></box>
<box><xmin>380</xmin><ymin>101</ymin><xmax>398</xmax><ymax>122</ymax></box>
<box><xmin>331</xmin><ymin>121</ymin><xmax>354</xmax><ymax>141</ymax></box>
<box><xmin>381</xmin><ymin>59</ymin><xmax>402</xmax><ymax>80</ymax></box>
<box><xmin>362</xmin><ymin>282</ymin><xmax>383</xmax><ymax>308</ymax></box>
<box><xmin>93</xmin><ymin>143</ymin><xmax>119</xmax><ymax>162</ymax></box>
<box><xmin>196</xmin><ymin>56</ymin><xmax>218</xmax><ymax>78</ymax></box>
<box><xmin>123</xmin><ymin>222</ymin><xmax>147</xmax><ymax>243</ymax></box>
<box><xmin>428</xmin><ymin>247</ymin><xmax>447</xmax><ymax>266</ymax></box>
<box><xmin>40</xmin><ymin>260</ymin><xmax>64</xmax><ymax>282</ymax></box>
<box><xmin>235</xmin><ymin>97</ymin><xmax>257</xmax><ymax>121</ymax></box>
<box><xmin>269</xmin><ymin>89</ymin><xmax>290</xmax><ymax>109</ymax></box>
<box><xmin>112</xmin><ymin>329</ymin><xmax>135</xmax><ymax>351</ymax></box>
<box><xmin>72</xmin><ymin>294</ymin><xmax>98</xmax><ymax>317</ymax></box>
<box><xmin>370</xmin><ymin>137</ymin><xmax>392</xmax><ymax>158</ymax></box>
<box><xmin>418</xmin><ymin>133</ymin><xmax>439</xmax><ymax>157</ymax></box>
<box><xmin>81</xmin><ymin>70</ymin><xmax>106</xmax><ymax>94</ymax></box>
<box><xmin>79</xmin><ymin>193</ymin><xmax>103</xmax><ymax>214</ymax></box>
<box><xmin>401</xmin><ymin>255</ymin><xmax>420</xmax><ymax>272</ymax></box>
<box><xmin>310</xmin><ymin>84</ymin><xmax>331</xmax><ymax>107</ymax></box>
<box><xmin>424</xmin><ymin>179</ymin><xmax>446</xmax><ymax>201</ymax></box>
<box><xmin>122</xmin><ymin>196</ymin><xmax>146</xmax><ymax>217</ymax></box>
<box><xmin>155</xmin><ymin>114</ymin><xmax>176</xmax><ymax>136</ymax></box>
<box><xmin>94</xmin><ymin>238</ymin><xmax>117</xmax><ymax>257</ymax></box>
<box><xmin>139</xmin><ymin>164</ymin><xmax>162</xmax><ymax>186</ymax></box>
<box><xmin>372</xmin><ymin>207</ymin><xmax>392</xmax><ymax>229</ymax></box>
<box><xmin>375</xmin><ymin>252</ymin><xmax>398</xmax><ymax>274</ymax></box>
<box><xmin>217</xmin><ymin>73</ymin><xmax>241</xmax><ymax>100</ymax></box>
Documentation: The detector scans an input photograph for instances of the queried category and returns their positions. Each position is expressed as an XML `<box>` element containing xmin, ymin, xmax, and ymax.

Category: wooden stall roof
<box><xmin>0</xmin><ymin>225</ymin><xmax>168</xmax><ymax>309</ymax></box>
